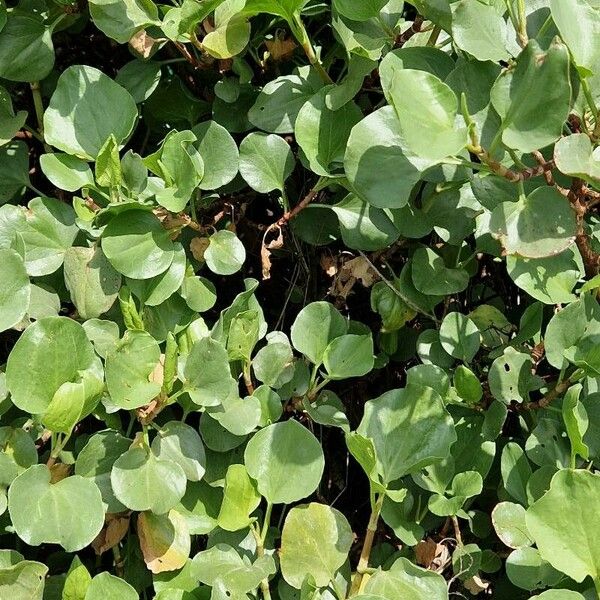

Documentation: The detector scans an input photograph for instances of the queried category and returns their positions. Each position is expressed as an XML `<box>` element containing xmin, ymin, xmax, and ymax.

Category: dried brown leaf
<box><xmin>190</xmin><ymin>237</ymin><xmax>210</xmax><ymax>262</ymax></box>
<box><xmin>92</xmin><ymin>514</ymin><xmax>130</xmax><ymax>555</ymax></box>
<box><xmin>464</xmin><ymin>575</ymin><xmax>491</xmax><ymax>595</ymax></box>
<box><xmin>261</xmin><ymin>225</ymin><xmax>284</xmax><ymax>280</ymax></box>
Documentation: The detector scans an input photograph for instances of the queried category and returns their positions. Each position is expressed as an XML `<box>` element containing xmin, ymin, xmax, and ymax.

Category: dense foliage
<box><xmin>3</xmin><ymin>0</ymin><xmax>600</xmax><ymax>598</ymax></box>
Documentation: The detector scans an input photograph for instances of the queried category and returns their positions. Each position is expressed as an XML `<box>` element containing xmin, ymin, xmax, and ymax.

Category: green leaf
<box><xmin>102</xmin><ymin>210</ymin><xmax>175</xmax><ymax>279</ymax></box>
<box><xmin>388</xmin><ymin>69</ymin><xmax>467</xmax><ymax>161</ymax></box>
<box><xmin>364</xmin><ymin>556</ymin><xmax>449</xmax><ymax>600</ymax></box>
<box><xmin>44</xmin><ymin>65</ymin><xmax>138</xmax><ymax>160</ymax></box>
<box><xmin>357</xmin><ymin>383</ymin><xmax>456</xmax><ymax>484</ymax></box>
<box><xmin>290</xmin><ymin>301</ymin><xmax>347</xmax><ymax>365</ymax></box>
<box><xmin>202</xmin><ymin>9</ymin><xmax>250</xmax><ymax>59</ymax></box>
<box><xmin>328</xmin><ymin>194</ymin><xmax>400</xmax><ymax>251</ymax></box>
<box><xmin>95</xmin><ymin>135</ymin><xmax>121</xmax><ymax>190</ymax></box>
<box><xmin>248</xmin><ymin>69</ymin><xmax>323</xmax><ymax>134</ymax></box>
<box><xmin>105</xmin><ymin>330</ymin><xmax>161</xmax><ymax>410</ymax></box>
<box><xmin>0</xmin><ymin>559</ymin><xmax>47</xmax><ymax>600</ymax></box>
<box><xmin>506</xmin><ymin>247</ymin><xmax>583</xmax><ymax>305</ymax></box>
<box><xmin>490</xmin><ymin>186</ymin><xmax>577</xmax><ymax>259</ymax></box>
<box><xmin>550</xmin><ymin>0</ymin><xmax>600</xmax><ymax>77</ymax></box>
<box><xmin>451</xmin><ymin>0</ymin><xmax>510</xmax><ymax>62</ymax></box>
<box><xmin>217</xmin><ymin>464</ymin><xmax>260</xmax><ymax>531</ymax></box>
<box><xmin>490</xmin><ymin>39</ymin><xmax>571</xmax><ymax>152</ymax></box>
<box><xmin>204</xmin><ymin>230</ymin><xmax>246</xmax><ymax>276</ymax></box>
<box><xmin>194</xmin><ymin>543</ymin><xmax>276</xmax><ymax>595</ymax></box>
<box><xmin>6</xmin><ymin>316</ymin><xmax>103</xmax><ymax>415</ymax></box>
<box><xmin>0</xmin><ymin>14</ymin><xmax>54</xmax><ymax>82</ymax></box>
<box><xmin>179</xmin><ymin>275</ymin><xmax>217</xmax><ymax>313</ymax></box>
<box><xmin>21</xmin><ymin>197</ymin><xmax>78</xmax><ymax>277</ymax></box>
<box><xmin>531</xmin><ymin>592</ymin><xmax>585</xmax><ymax>600</ymax></box>
<box><xmin>346</xmin><ymin>432</ymin><xmax>383</xmax><ymax>490</ymax></box>
<box><xmin>62</xmin><ymin>555</ymin><xmax>92</xmax><ymax>600</ymax></box>
<box><xmin>334</xmin><ymin>0</ymin><xmax>387</xmax><ymax>21</ymax></box>
<box><xmin>0</xmin><ymin>249</ymin><xmax>29</xmax><ymax>332</ymax></box>
<box><xmin>411</xmin><ymin>247</ymin><xmax>469</xmax><ymax>295</ymax></box>
<box><xmin>252</xmin><ymin>334</ymin><xmax>295</xmax><ymax>388</ymax></box>
<box><xmin>323</xmin><ymin>334</ymin><xmax>374</xmax><ymax>380</ymax></box>
<box><xmin>8</xmin><ymin>465</ymin><xmax>104</xmax><ymax>552</ymax></box>
<box><xmin>128</xmin><ymin>242</ymin><xmax>186</xmax><ymax>307</ymax></box>
<box><xmin>344</xmin><ymin>106</ymin><xmax>435</xmax><ymax>209</ymax></box>
<box><xmin>192</xmin><ymin>120</ymin><xmax>239</xmax><ymax>190</ymax></box>
<box><xmin>295</xmin><ymin>88</ymin><xmax>362</xmax><ymax>176</ymax></box>
<box><xmin>554</xmin><ymin>133</ymin><xmax>600</xmax><ymax>183</ymax></box>
<box><xmin>144</xmin><ymin>130</ymin><xmax>204</xmax><ymax>211</ymax></box>
<box><xmin>111</xmin><ymin>445</ymin><xmax>187</xmax><ymax>514</ymax></box>
<box><xmin>244</xmin><ymin>420</ymin><xmax>325</xmax><ymax>504</ymax></box>
<box><xmin>75</xmin><ymin>430</ymin><xmax>132</xmax><ymax>513</ymax></box>
<box><xmin>184</xmin><ymin>336</ymin><xmax>237</xmax><ymax>407</ymax></box>
<box><xmin>370</xmin><ymin>279</ymin><xmax>416</xmax><ymax>332</ymax></box>
<box><xmin>280</xmin><ymin>502</ymin><xmax>353</xmax><ymax>589</ymax></box>
<box><xmin>0</xmin><ymin>141</ymin><xmax>30</xmax><ymax>201</ymax></box>
<box><xmin>0</xmin><ymin>86</ymin><xmax>27</xmax><ymax>147</ymax></box>
<box><xmin>239</xmin><ymin>132</ymin><xmax>295</xmax><ymax>193</ymax></box>
<box><xmin>453</xmin><ymin>365</ymin><xmax>483</xmax><ymax>404</ymax></box>
<box><xmin>505</xmin><ymin>546</ymin><xmax>562</xmax><ymax>591</ymax></box>
<box><xmin>84</xmin><ymin>573</ymin><xmax>137</xmax><ymax>600</ymax></box>
<box><xmin>527</xmin><ymin>469</ymin><xmax>600</xmax><ymax>585</ymax></box>
<box><xmin>40</xmin><ymin>153</ymin><xmax>94</xmax><ymax>193</ymax></box>
<box><xmin>88</xmin><ymin>0</ymin><xmax>159</xmax><ymax>44</ymax></box>
<box><xmin>489</xmin><ymin>347</ymin><xmax>540</xmax><ymax>405</ymax></box>
<box><xmin>152</xmin><ymin>421</ymin><xmax>206</xmax><ymax>482</ymax></box>
<box><xmin>64</xmin><ymin>246</ymin><xmax>121</xmax><ymax>319</ymax></box>
<box><xmin>492</xmin><ymin>502</ymin><xmax>534</xmax><ymax>549</ymax></box>
<box><xmin>562</xmin><ymin>384</ymin><xmax>589</xmax><ymax>463</ymax></box>
<box><xmin>439</xmin><ymin>312</ymin><xmax>480</xmax><ymax>363</ymax></box>
<box><xmin>501</xmin><ymin>442</ymin><xmax>532</xmax><ymax>506</ymax></box>
<box><xmin>115</xmin><ymin>59</ymin><xmax>161</xmax><ymax>103</ymax></box>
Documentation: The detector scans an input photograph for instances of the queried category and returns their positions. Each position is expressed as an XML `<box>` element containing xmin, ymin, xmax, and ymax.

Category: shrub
<box><xmin>0</xmin><ymin>0</ymin><xmax>599</xmax><ymax>598</ymax></box>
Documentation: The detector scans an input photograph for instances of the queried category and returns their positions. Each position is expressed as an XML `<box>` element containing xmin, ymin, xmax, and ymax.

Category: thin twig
<box><xmin>349</xmin><ymin>494</ymin><xmax>384</xmax><ymax>597</ymax></box>
<box><xmin>30</xmin><ymin>82</ymin><xmax>52</xmax><ymax>153</ymax></box>
<box><xmin>523</xmin><ymin>375</ymin><xmax>575</xmax><ymax>410</ymax></box>
<box><xmin>395</xmin><ymin>15</ymin><xmax>424</xmax><ymax>47</ymax></box>
<box><xmin>451</xmin><ymin>515</ymin><xmax>463</xmax><ymax>546</ymax></box>
<box><xmin>358</xmin><ymin>251</ymin><xmax>438</xmax><ymax>323</ymax></box>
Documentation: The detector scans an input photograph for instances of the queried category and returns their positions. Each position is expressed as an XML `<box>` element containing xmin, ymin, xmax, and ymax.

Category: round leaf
<box><xmin>439</xmin><ymin>312</ymin><xmax>480</xmax><ymax>363</ymax></box>
<box><xmin>8</xmin><ymin>465</ymin><xmax>104</xmax><ymax>552</ymax></box>
<box><xmin>204</xmin><ymin>230</ymin><xmax>246</xmax><ymax>276</ymax></box>
<box><xmin>44</xmin><ymin>65</ymin><xmax>138</xmax><ymax>160</ymax></box>
<box><xmin>0</xmin><ymin>249</ymin><xmax>29</xmax><ymax>332</ymax></box>
<box><xmin>111</xmin><ymin>446</ymin><xmax>187</xmax><ymax>514</ymax></box>
<box><xmin>244</xmin><ymin>420</ymin><xmax>325</xmax><ymax>504</ymax></box>
<box><xmin>290</xmin><ymin>301</ymin><xmax>347</xmax><ymax>365</ymax></box>
<box><xmin>102</xmin><ymin>211</ymin><xmax>175</xmax><ymax>279</ymax></box>
<box><xmin>280</xmin><ymin>502</ymin><xmax>353</xmax><ymax>589</ymax></box>
<box><xmin>239</xmin><ymin>132</ymin><xmax>294</xmax><ymax>193</ymax></box>
<box><xmin>6</xmin><ymin>316</ymin><xmax>102</xmax><ymax>415</ymax></box>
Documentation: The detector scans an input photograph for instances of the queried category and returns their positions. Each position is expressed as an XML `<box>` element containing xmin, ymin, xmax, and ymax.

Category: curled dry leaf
<box><xmin>261</xmin><ymin>224</ymin><xmax>284</xmax><ymax>280</ymax></box>
<box><xmin>190</xmin><ymin>236</ymin><xmax>211</xmax><ymax>262</ymax></box>
<box><xmin>464</xmin><ymin>575</ymin><xmax>491</xmax><ymax>595</ymax></box>
<box><xmin>92</xmin><ymin>513</ymin><xmax>131</xmax><ymax>556</ymax></box>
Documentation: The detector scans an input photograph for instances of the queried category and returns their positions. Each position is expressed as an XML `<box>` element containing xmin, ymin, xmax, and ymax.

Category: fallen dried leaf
<box><xmin>49</xmin><ymin>463</ymin><xmax>71</xmax><ymax>483</ymax></box>
<box><xmin>92</xmin><ymin>514</ymin><xmax>130</xmax><ymax>555</ymax></box>
<box><xmin>261</xmin><ymin>225</ymin><xmax>284</xmax><ymax>280</ymax></box>
<box><xmin>129</xmin><ymin>30</ymin><xmax>158</xmax><ymax>59</ymax></box>
<box><xmin>265</xmin><ymin>36</ymin><xmax>297</xmax><ymax>61</ymax></box>
<box><xmin>464</xmin><ymin>574</ymin><xmax>491</xmax><ymax>595</ymax></box>
<box><xmin>190</xmin><ymin>237</ymin><xmax>210</xmax><ymax>261</ymax></box>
